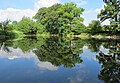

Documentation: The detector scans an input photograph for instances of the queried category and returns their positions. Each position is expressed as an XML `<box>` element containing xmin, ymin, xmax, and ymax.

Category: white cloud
<box><xmin>70</xmin><ymin>0</ymin><xmax>87</xmax><ymax>6</ymax></box>
<box><xmin>0</xmin><ymin>0</ymin><xmax>60</xmax><ymax>22</ymax></box>
<box><xmin>0</xmin><ymin>47</ymin><xmax>35</xmax><ymax>59</ymax></box>
<box><xmin>82</xmin><ymin>3</ymin><xmax>110</xmax><ymax>26</ymax></box>
<box><xmin>0</xmin><ymin>8</ymin><xmax>35</xmax><ymax>22</ymax></box>
<box><xmin>35</xmin><ymin>61</ymin><xmax>58</xmax><ymax>71</ymax></box>
<box><xmin>77</xmin><ymin>0</ymin><xmax>87</xmax><ymax>6</ymax></box>
<box><xmin>83</xmin><ymin>7</ymin><xmax>110</xmax><ymax>26</ymax></box>
<box><xmin>35</xmin><ymin>0</ymin><xmax>60</xmax><ymax>10</ymax></box>
<box><xmin>83</xmin><ymin>9</ymin><xmax>99</xmax><ymax>26</ymax></box>
<box><xmin>0</xmin><ymin>47</ymin><xmax>58</xmax><ymax>71</ymax></box>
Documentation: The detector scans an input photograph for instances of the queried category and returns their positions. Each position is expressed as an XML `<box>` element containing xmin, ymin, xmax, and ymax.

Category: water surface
<box><xmin>0</xmin><ymin>37</ymin><xmax>119</xmax><ymax>83</ymax></box>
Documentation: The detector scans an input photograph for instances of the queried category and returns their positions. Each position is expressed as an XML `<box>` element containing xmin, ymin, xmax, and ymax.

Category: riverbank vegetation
<box><xmin>0</xmin><ymin>0</ymin><xmax>119</xmax><ymax>38</ymax></box>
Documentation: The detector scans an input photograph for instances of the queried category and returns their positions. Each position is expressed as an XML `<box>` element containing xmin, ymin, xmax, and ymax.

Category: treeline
<box><xmin>0</xmin><ymin>1</ymin><xmax>119</xmax><ymax>37</ymax></box>
<box><xmin>0</xmin><ymin>17</ymin><xmax>47</xmax><ymax>37</ymax></box>
<box><xmin>0</xmin><ymin>2</ymin><xmax>86</xmax><ymax>37</ymax></box>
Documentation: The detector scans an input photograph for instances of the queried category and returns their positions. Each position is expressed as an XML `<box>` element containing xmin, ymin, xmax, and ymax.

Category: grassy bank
<box><xmin>0</xmin><ymin>31</ymin><xmax>119</xmax><ymax>40</ymax></box>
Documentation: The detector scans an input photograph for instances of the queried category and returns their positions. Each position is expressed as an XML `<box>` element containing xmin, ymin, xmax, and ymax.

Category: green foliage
<box><xmin>0</xmin><ymin>23</ymin><xmax>2</xmax><ymax>29</ymax></box>
<box><xmin>34</xmin><ymin>2</ymin><xmax>85</xmax><ymax>34</ymax></box>
<box><xmin>0</xmin><ymin>36</ymin><xmax>85</xmax><ymax>68</ymax></box>
<box><xmin>10</xmin><ymin>21</ymin><xmax>18</xmax><ymax>31</ymax></box>
<box><xmin>98</xmin><ymin>0</ymin><xmax>120</xmax><ymax>32</ymax></box>
<box><xmin>1</xmin><ymin>19</ymin><xmax>10</xmax><ymax>31</ymax></box>
<box><xmin>87</xmin><ymin>20</ymin><xmax>102</xmax><ymax>34</ymax></box>
<box><xmin>7</xmin><ymin>24</ymin><xmax>15</xmax><ymax>31</ymax></box>
<box><xmin>98</xmin><ymin>0</ymin><xmax>119</xmax><ymax>22</ymax></box>
<box><xmin>34</xmin><ymin>36</ymin><xmax>83</xmax><ymax>68</ymax></box>
<box><xmin>0</xmin><ymin>2</ymin><xmax>119</xmax><ymax>36</ymax></box>
<box><xmin>12</xmin><ymin>37</ymin><xmax>46</xmax><ymax>52</ymax></box>
<box><xmin>17</xmin><ymin>17</ymin><xmax>46</xmax><ymax>34</ymax></box>
<box><xmin>0</xmin><ymin>19</ymin><xmax>17</xmax><ymax>37</ymax></box>
<box><xmin>0</xmin><ymin>2</ymin><xmax>86</xmax><ymax>37</ymax></box>
<box><xmin>96</xmin><ymin>39</ymin><xmax>120</xmax><ymax>83</ymax></box>
<box><xmin>70</xmin><ymin>17</ymin><xmax>86</xmax><ymax>34</ymax></box>
<box><xmin>0</xmin><ymin>19</ymin><xmax>10</xmax><ymax>35</ymax></box>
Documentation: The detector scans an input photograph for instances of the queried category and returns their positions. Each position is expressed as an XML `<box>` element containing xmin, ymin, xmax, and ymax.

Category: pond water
<box><xmin>0</xmin><ymin>36</ymin><xmax>119</xmax><ymax>83</ymax></box>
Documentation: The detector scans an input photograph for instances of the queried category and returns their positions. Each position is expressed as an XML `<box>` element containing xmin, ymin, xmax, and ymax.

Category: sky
<box><xmin>0</xmin><ymin>0</ymin><xmax>108</xmax><ymax>25</ymax></box>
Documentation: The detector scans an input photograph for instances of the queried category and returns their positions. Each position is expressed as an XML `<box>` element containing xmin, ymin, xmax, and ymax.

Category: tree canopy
<box><xmin>87</xmin><ymin>20</ymin><xmax>102</xmax><ymax>34</ymax></box>
<box><xmin>33</xmin><ymin>2</ymin><xmax>85</xmax><ymax>34</ymax></box>
<box><xmin>98</xmin><ymin>0</ymin><xmax>120</xmax><ymax>32</ymax></box>
<box><xmin>17</xmin><ymin>17</ymin><xmax>46</xmax><ymax>34</ymax></box>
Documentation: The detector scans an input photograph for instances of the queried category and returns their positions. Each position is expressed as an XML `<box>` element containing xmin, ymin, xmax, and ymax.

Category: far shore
<box><xmin>0</xmin><ymin>33</ymin><xmax>120</xmax><ymax>40</ymax></box>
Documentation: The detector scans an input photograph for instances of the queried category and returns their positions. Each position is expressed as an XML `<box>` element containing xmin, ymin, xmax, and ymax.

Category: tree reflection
<box><xmin>12</xmin><ymin>36</ymin><xmax>46</xmax><ymax>52</ymax></box>
<box><xmin>0</xmin><ymin>39</ymin><xmax>12</xmax><ymax>53</ymax></box>
<box><xmin>86</xmin><ymin>38</ymin><xmax>102</xmax><ymax>52</ymax></box>
<box><xmin>97</xmin><ymin>39</ymin><xmax>120</xmax><ymax>83</ymax></box>
<box><xmin>0</xmin><ymin>36</ymin><xmax>84</xmax><ymax>68</ymax></box>
<box><xmin>34</xmin><ymin>37</ymin><xmax>83</xmax><ymax>68</ymax></box>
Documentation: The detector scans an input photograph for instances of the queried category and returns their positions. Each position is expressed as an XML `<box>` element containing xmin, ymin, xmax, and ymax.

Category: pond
<box><xmin>0</xmin><ymin>36</ymin><xmax>120</xmax><ymax>83</ymax></box>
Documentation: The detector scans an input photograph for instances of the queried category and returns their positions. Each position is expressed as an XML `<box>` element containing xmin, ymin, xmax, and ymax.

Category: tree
<box><xmin>98</xmin><ymin>0</ymin><xmax>120</xmax><ymax>32</ymax></box>
<box><xmin>33</xmin><ymin>4</ymin><xmax>62</xmax><ymax>34</ymax></box>
<box><xmin>70</xmin><ymin>17</ymin><xmax>86</xmax><ymax>34</ymax></box>
<box><xmin>87</xmin><ymin>20</ymin><xmax>102</xmax><ymax>34</ymax></box>
<box><xmin>18</xmin><ymin>17</ymin><xmax>46</xmax><ymax>34</ymax></box>
<box><xmin>33</xmin><ymin>2</ymin><xmax>85</xmax><ymax>34</ymax></box>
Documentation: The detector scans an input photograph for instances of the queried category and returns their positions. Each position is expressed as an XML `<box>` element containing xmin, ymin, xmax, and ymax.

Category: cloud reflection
<box><xmin>0</xmin><ymin>47</ymin><xmax>58</xmax><ymax>71</ymax></box>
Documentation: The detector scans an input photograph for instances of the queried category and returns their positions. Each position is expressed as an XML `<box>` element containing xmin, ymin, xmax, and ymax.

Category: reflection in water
<box><xmin>0</xmin><ymin>37</ymin><xmax>119</xmax><ymax>83</ymax></box>
<box><xmin>34</xmin><ymin>37</ymin><xmax>83</xmax><ymax>68</ymax></box>
<box><xmin>12</xmin><ymin>36</ymin><xmax>46</xmax><ymax>52</ymax></box>
<box><xmin>0</xmin><ymin>41</ymin><xmax>11</xmax><ymax>53</ymax></box>
<box><xmin>97</xmin><ymin>39</ymin><xmax>120</xmax><ymax>83</ymax></box>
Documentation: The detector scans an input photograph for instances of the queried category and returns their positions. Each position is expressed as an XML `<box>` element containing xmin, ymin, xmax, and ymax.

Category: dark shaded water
<box><xmin>0</xmin><ymin>36</ymin><xmax>120</xmax><ymax>83</ymax></box>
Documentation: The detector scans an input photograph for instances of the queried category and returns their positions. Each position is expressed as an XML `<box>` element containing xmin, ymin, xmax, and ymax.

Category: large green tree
<box><xmin>33</xmin><ymin>2</ymin><xmax>85</xmax><ymax>34</ymax></box>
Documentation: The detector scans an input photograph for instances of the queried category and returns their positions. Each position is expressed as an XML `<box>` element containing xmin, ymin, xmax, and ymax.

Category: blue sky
<box><xmin>61</xmin><ymin>0</ymin><xmax>104</xmax><ymax>10</ymax></box>
<box><xmin>0</xmin><ymin>0</ymin><xmax>103</xmax><ymax>10</ymax></box>
<box><xmin>0</xmin><ymin>0</ymin><xmax>105</xmax><ymax>25</ymax></box>
<box><xmin>0</xmin><ymin>0</ymin><xmax>35</xmax><ymax>9</ymax></box>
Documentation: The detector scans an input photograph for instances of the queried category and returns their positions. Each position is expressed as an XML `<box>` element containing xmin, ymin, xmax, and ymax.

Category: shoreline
<box><xmin>0</xmin><ymin>33</ymin><xmax>120</xmax><ymax>40</ymax></box>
